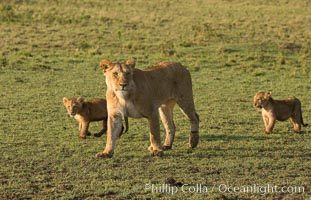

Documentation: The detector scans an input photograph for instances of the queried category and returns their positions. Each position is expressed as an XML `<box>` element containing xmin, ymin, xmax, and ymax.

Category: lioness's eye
<box><xmin>113</xmin><ymin>72</ymin><xmax>118</xmax><ymax>77</ymax></box>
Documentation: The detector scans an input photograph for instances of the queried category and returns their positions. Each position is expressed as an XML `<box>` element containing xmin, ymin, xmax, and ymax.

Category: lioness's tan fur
<box><xmin>63</xmin><ymin>97</ymin><xmax>128</xmax><ymax>139</ymax></box>
<box><xmin>253</xmin><ymin>92</ymin><xmax>308</xmax><ymax>134</ymax></box>
<box><xmin>96</xmin><ymin>58</ymin><xmax>199</xmax><ymax>158</ymax></box>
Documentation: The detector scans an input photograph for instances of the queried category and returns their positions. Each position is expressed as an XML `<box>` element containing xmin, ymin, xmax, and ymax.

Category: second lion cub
<box><xmin>253</xmin><ymin>91</ymin><xmax>308</xmax><ymax>134</ymax></box>
<box><xmin>63</xmin><ymin>97</ymin><xmax>128</xmax><ymax>139</ymax></box>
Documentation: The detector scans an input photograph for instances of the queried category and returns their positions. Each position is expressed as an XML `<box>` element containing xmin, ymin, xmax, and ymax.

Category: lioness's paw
<box><xmin>150</xmin><ymin>150</ymin><xmax>164</xmax><ymax>157</ymax></box>
<box><xmin>86</xmin><ymin>131</ymin><xmax>92</xmax><ymax>136</ymax></box>
<box><xmin>162</xmin><ymin>145</ymin><xmax>172</xmax><ymax>150</ymax></box>
<box><xmin>95</xmin><ymin>152</ymin><xmax>113</xmax><ymax>158</ymax></box>
<box><xmin>148</xmin><ymin>146</ymin><xmax>164</xmax><ymax>157</ymax></box>
<box><xmin>79</xmin><ymin>136</ymin><xmax>86</xmax><ymax>139</ymax></box>
<box><xmin>263</xmin><ymin>130</ymin><xmax>271</xmax><ymax>134</ymax></box>
<box><xmin>293</xmin><ymin>129</ymin><xmax>301</xmax><ymax>133</ymax></box>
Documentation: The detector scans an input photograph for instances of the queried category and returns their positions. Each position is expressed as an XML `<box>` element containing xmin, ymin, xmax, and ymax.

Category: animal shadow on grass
<box><xmin>204</xmin><ymin>133</ymin><xmax>268</xmax><ymax>142</ymax></box>
<box><xmin>201</xmin><ymin>132</ymin><xmax>309</xmax><ymax>160</ymax></box>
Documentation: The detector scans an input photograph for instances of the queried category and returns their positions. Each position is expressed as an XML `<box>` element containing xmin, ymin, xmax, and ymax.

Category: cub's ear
<box><xmin>77</xmin><ymin>97</ymin><xmax>85</xmax><ymax>103</ymax></box>
<box><xmin>63</xmin><ymin>97</ymin><xmax>68</xmax><ymax>104</ymax></box>
<box><xmin>126</xmin><ymin>57</ymin><xmax>136</xmax><ymax>68</ymax></box>
<box><xmin>265</xmin><ymin>91</ymin><xmax>272</xmax><ymax>99</ymax></box>
<box><xmin>100</xmin><ymin>59</ymin><xmax>112</xmax><ymax>72</ymax></box>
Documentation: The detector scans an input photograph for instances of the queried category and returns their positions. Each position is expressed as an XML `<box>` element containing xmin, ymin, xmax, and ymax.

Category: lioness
<box><xmin>96</xmin><ymin>58</ymin><xmax>199</xmax><ymax>158</ymax></box>
<box><xmin>253</xmin><ymin>91</ymin><xmax>308</xmax><ymax>134</ymax></box>
<box><xmin>63</xmin><ymin>97</ymin><xmax>128</xmax><ymax>139</ymax></box>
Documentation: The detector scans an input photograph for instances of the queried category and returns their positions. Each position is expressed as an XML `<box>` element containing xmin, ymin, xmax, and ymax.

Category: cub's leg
<box><xmin>159</xmin><ymin>100</ymin><xmax>176</xmax><ymax>150</ymax></box>
<box><xmin>290</xmin><ymin>117</ymin><xmax>301</xmax><ymax>133</ymax></box>
<box><xmin>292</xmin><ymin>105</ymin><xmax>303</xmax><ymax>133</ymax></box>
<box><xmin>265</xmin><ymin>117</ymin><xmax>275</xmax><ymax>134</ymax></box>
<box><xmin>96</xmin><ymin>115</ymin><xmax>122</xmax><ymax>158</ymax></box>
<box><xmin>79</xmin><ymin>122</ymin><xmax>82</xmax><ymax>131</ymax></box>
<box><xmin>79</xmin><ymin>121</ymin><xmax>90</xmax><ymax>139</ymax></box>
<box><xmin>262</xmin><ymin>115</ymin><xmax>269</xmax><ymax>134</ymax></box>
<box><xmin>176</xmin><ymin>98</ymin><xmax>199</xmax><ymax>148</ymax></box>
<box><xmin>94</xmin><ymin>118</ymin><xmax>108</xmax><ymax>137</ymax></box>
<box><xmin>79</xmin><ymin>121</ymin><xmax>91</xmax><ymax>136</ymax></box>
<box><xmin>86</xmin><ymin>131</ymin><xmax>91</xmax><ymax>136</ymax></box>
<box><xmin>148</xmin><ymin>112</ymin><xmax>163</xmax><ymax>156</ymax></box>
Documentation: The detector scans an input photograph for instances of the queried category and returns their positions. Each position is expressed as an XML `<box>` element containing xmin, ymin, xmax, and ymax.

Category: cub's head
<box><xmin>253</xmin><ymin>91</ymin><xmax>272</xmax><ymax>110</ymax></box>
<box><xmin>63</xmin><ymin>97</ymin><xmax>84</xmax><ymax>117</ymax></box>
<box><xmin>100</xmin><ymin>58</ymin><xmax>136</xmax><ymax>97</ymax></box>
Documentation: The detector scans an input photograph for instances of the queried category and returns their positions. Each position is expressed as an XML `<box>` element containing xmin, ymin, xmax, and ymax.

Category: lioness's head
<box><xmin>253</xmin><ymin>91</ymin><xmax>272</xmax><ymax>110</ymax></box>
<box><xmin>100</xmin><ymin>58</ymin><xmax>136</xmax><ymax>97</ymax></box>
<box><xmin>63</xmin><ymin>97</ymin><xmax>84</xmax><ymax>117</ymax></box>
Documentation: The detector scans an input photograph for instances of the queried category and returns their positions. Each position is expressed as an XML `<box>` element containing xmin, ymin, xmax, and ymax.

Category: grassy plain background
<box><xmin>0</xmin><ymin>0</ymin><xmax>310</xmax><ymax>199</ymax></box>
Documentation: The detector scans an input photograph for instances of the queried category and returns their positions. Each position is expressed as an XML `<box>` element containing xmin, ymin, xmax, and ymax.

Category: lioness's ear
<box><xmin>77</xmin><ymin>97</ymin><xmax>84</xmax><ymax>103</ymax></box>
<box><xmin>63</xmin><ymin>97</ymin><xmax>68</xmax><ymax>104</ymax></box>
<box><xmin>100</xmin><ymin>59</ymin><xmax>112</xmax><ymax>72</ymax></box>
<box><xmin>126</xmin><ymin>57</ymin><xmax>136</xmax><ymax>68</ymax></box>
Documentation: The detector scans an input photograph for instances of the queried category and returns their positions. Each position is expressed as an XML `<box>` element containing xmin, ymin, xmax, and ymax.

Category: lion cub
<box><xmin>63</xmin><ymin>97</ymin><xmax>128</xmax><ymax>139</ymax></box>
<box><xmin>253</xmin><ymin>91</ymin><xmax>308</xmax><ymax>134</ymax></box>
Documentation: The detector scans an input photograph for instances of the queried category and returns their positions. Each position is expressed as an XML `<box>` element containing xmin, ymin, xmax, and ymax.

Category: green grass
<box><xmin>0</xmin><ymin>0</ymin><xmax>310</xmax><ymax>199</ymax></box>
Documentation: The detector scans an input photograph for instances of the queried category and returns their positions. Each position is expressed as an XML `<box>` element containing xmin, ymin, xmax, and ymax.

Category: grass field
<box><xmin>0</xmin><ymin>0</ymin><xmax>310</xmax><ymax>199</ymax></box>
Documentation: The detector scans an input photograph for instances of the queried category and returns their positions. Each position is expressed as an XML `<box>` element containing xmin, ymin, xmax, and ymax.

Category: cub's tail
<box><xmin>124</xmin><ymin>117</ymin><xmax>129</xmax><ymax>133</ymax></box>
<box><xmin>119</xmin><ymin>117</ymin><xmax>129</xmax><ymax>137</ymax></box>
<box><xmin>297</xmin><ymin>100</ymin><xmax>308</xmax><ymax>127</ymax></box>
<box><xmin>301</xmin><ymin>113</ymin><xmax>308</xmax><ymax>127</ymax></box>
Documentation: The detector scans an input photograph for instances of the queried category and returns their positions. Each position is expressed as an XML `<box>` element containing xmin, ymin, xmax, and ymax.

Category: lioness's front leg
<box><xmin>148</xmin><ymin>113</ymin><xmax>163</xmax><ymax>156</ymax></box>
<box><xmin>96</xmin><ymin>115</ymin><xmax>122</xmax><ymax>158</ymax></box>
